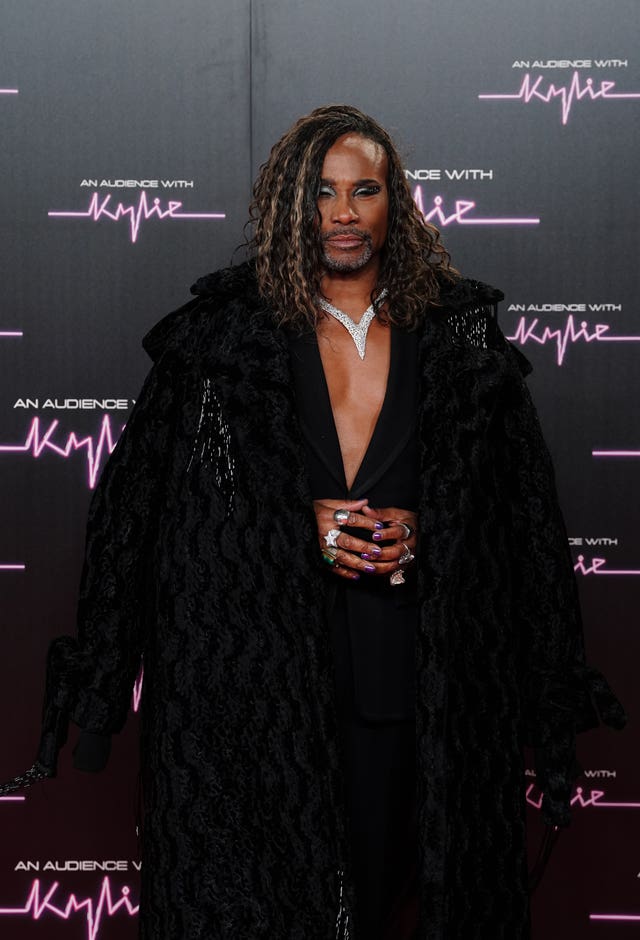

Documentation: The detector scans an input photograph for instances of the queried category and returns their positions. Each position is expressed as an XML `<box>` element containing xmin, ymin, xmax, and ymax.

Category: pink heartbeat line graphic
<box><xmin>574</xmin><ymin>555</ymin><xmax>640</xmax><ymax>577</ymax></box>
<box><xmin>526</xmin><ymin>784</ymin><xmax>640</xmax><ymax>812</ymax></box>
<box><xmin>0</xmin><ymin>331</ymin><xmax>23</xmax><ymax>338</ymax></box>
<box><xmin>479</xmin><ymin>72</ymin><xmax>640</xmax><ymax>125</ymax></box>
<box><xmin>0</xmin><ymin>876</ymin><xmax>138</xmax><ymax>940</ymax></box>
<box><xmin>0</xmin><ymin>415</ymin><xmax>122</xmax><ymax>488</ymax></box>
<box><xmin>0</xmin><ymin>564</ymin><xmax>25</xmax><ymax>571</ymax></box>
<box><xmin>132</xmin><ymin>668</ymin><xmax>143</xmax><ymax>712</ymax></box>
<box><xmin>0</xmin><ymin>88</ymin><xmax>18</xmax><ymax>95</ymax></box>
<box><xmin>593</xmin><ymin>450</ymin><xmax>640</xmax><ymax>458</ymax></box>
<box><xmin>412</xmin><ymin>187</ymin><xmax>539</xmax><ymax>226</ymax></box>
<box><xmin>0</xmin><ymin>796</ymin><xmax>25</xmax><ymax>802</ymax></box>
<box><xmin>591</xmin><ymin>914</ymin><xmax>640</xmax><ymax>923</ymax></box>
<box><xmin>507</xmin><ymin>315</ymin><xmax>640</xmax><ymax>365</ymax></box>
<box><xmin>49</xmin><ymin>190</ymin><xmax>225</xmax><ymax>243</ymax></box>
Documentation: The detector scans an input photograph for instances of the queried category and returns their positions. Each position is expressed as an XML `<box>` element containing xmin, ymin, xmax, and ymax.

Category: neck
<box><xmin>319</xmin><ymin>265</ymin><xmax>381</xmax><ymax>314</ymax></box>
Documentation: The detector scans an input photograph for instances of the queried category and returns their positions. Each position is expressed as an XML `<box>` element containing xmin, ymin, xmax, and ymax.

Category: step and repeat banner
<box><xmin>1</xmin><ymin>1</ymin><xmax>638</xmax><ymax>936</ymax></box>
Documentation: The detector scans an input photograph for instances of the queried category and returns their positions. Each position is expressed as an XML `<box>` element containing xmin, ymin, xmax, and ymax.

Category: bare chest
<box><xmin>317</xmin><ymin>318</ymin><xmax>391</xmax><ymax>490</ymax></box>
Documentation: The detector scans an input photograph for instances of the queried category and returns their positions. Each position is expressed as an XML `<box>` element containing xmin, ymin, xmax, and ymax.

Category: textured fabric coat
<box><xmin>21</xmin><ymin>262</ymin><xmax>625</xmax><ymax>939</ymax></box>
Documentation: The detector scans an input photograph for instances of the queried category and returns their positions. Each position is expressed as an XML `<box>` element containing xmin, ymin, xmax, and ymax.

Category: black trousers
<box><xmin>331</xmin><ymin>589</ymin><xmax>418</xmax><ymax>940</ymax></box>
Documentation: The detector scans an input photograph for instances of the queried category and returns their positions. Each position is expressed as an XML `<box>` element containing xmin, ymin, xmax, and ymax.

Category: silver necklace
<box><xmin>316</xmin><ymin>289</ymin><xmax>388</xmax><ymax>360</ymax></box>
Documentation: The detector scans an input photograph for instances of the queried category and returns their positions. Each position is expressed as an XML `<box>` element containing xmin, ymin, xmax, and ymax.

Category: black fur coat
<box><xmin>20</xmin><ymin>262</ymin><xmax>625</xmax><ymax>938</ymax></box>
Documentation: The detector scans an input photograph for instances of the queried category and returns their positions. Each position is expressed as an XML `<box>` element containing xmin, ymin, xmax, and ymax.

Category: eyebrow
<box><xmin>319</xmin><ymin>177</ymin><xmax>384</xmax><ymax>186</ymax></box>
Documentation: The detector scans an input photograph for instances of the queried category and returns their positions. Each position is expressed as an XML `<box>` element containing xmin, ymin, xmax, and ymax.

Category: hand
<box><xmin>361</xmin><ymin>504</ymin><xmax>418</xmax><ymax>544</ymax></box>
<box><xmin>313</xmin><ymin>498</ymin><xmax>418</xmax><ymax>581</ymax></box>
<box><xmin>362</xmin><ymin>504</ymin><xmax>418</xmax><ymax>575</ymax></box>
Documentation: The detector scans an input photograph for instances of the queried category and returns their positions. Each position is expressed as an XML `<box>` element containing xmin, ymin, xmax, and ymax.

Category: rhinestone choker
<box><xmin>316</xmin><ymin>289</ymin><xmax>388</xmax><ymax>359</ymax></box>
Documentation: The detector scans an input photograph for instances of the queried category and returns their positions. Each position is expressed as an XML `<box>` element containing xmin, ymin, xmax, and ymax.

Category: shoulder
<box><xmin>142</xmin><ymin>260</ymin><xmax>264</xmax><ymax>366</ymax></box>
<box><xmin>436</xmin><ymin>271</ymin><xmax>504</xmax><ymax>312</ymax></box>
<box><xmin>433</xmin><ymin>272</ymin><xmax>503</xmax><ymax>343</ymax></box>
<box><xmin>431</xmin><ymin>272</ymin><xmax>532</xmax><ymax>377</ymax></box>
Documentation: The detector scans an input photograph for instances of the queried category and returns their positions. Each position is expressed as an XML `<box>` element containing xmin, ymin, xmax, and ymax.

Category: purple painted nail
<box><xmin>371</xmin><ymin>547</ymin><xmax>382</xmax><ymax>557</ymax></box>
<box><xmin>352</xmin><ymin>573</ymin><xmax>360</xmax><ymax>580</ymax></box>
<box><xmin>361</xmin><ymin>552</ymin><xmax>372</xmax><ymax>560</ymax></box>
<box><xmin>364</xmin><ymin>563</ymin><xmax>376</xmax><ymax>573</ymax></box>
<box><xmin>374</xmin><ymin>521</ymin><xmax>384</xmax><ymax>529</ymax></box>
<box><xmin>372</xmin><ymin>532</ymin><xmax>382</xmax><ymax>541</ymax></box>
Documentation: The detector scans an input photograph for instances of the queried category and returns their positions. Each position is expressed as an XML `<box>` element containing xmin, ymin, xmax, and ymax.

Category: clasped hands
<box><xmin>313</xmin><ymin>497</ymin><xmax>418</xmax><ymax>582</ymax></box>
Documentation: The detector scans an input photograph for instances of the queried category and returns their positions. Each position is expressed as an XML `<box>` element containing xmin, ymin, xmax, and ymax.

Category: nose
<box><xmin>331</xmin><ymin>193</ymin><xmax>359</xmax><ymax>224</ymax></box>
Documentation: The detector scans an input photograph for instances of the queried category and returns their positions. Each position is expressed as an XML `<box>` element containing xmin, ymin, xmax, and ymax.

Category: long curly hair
<box><xmin>247</xmin><ymin>104</ymin><xmax>456</xmax><ymax>330</ymax></box>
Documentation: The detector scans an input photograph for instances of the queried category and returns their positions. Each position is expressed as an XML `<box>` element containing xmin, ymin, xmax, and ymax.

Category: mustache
<box><xmin>322</xmin><ymin>228</ymin><xmax>372</xmax><ymax>243</ymax></box>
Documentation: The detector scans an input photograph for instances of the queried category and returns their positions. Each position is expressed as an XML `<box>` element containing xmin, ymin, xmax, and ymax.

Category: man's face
<box><xmin>316</xmin><ymin>133</ymin><xmax>389</xmax><ymax>275</ymax></box>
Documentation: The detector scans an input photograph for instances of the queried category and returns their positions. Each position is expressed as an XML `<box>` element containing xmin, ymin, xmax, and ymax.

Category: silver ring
<box><xmin>396</xmin><ymin>522</ymin><xmax>413</xmax><ymax>540</ymax></box>
<box><xmin>333</xmin><ymin>508</ymin><xmax>350</xmax><ymax>525</ymax></box>
<box><xmin>324</xmin><ymin>528</ymin><xmax>341</xmax><ymax>549</ymax></box>
<box><xmin>398</xmin><ymin>543</ymin><xmax>415</xmax><ymax>566</ymax></box>
<box><xmin>390</xmin><ymin>570</ymin><xmax>406</xmax><ymax>586</ymax></box>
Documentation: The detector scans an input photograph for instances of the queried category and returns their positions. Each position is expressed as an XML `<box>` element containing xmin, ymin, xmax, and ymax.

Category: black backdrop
<box><xmin>1</xmin><ymin>1</ymin><xmax>639</xmax><ymax>936</ymax></box>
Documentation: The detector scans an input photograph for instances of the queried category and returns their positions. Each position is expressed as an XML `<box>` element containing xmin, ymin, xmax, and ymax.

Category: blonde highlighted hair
<box><xmin>247</xmin><ymin>104</ymin><xmax>456</xmax><ymax>330</ymax></box>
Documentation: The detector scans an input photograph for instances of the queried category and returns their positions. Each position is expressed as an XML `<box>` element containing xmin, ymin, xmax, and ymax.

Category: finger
<box><xmin>316</xmin><ymin>498</ymin><xmax>369</xmax><ymax>512</ymax></box>
<box><xmin>322</xmin><ymin>548</ymin><xmax>410</xmax><ymax>578</ymax></box>
<box><xmin>317</xmin><ymin>511</ymin><xmax>382</xmax><ymax>533</ymax></box>
<box><xmin>354</xmin><ymin>557</ymin><xmax>404</xmax><ymax>576</ymax></box>
<box><xmin>319</xmin><ymin>528</ymin><xmax>393</xmax><ymax>563</ymax></box>
<box><xmin>329</xmin><ymin>545</ymin><xmax>393</xmax><ymax>576</ymax></box>
<box><xmin>379</xmin><ymin>522</ymin><xmax>417</xmax><ymax>543</ymax></box>
<box><xmin>334</xmin><ymin>531</ymin><xmax>404</xmax><ymax>562</ymax></box>
<box><xmin>314</xmin><ymin>500</ymin><xmax>379</xmax><ymax>532</ymax></box>
<box><xmin>331</xmin><ymin>563</ymin><xmax>360</xmax><ymax>582</ymax></box>
<box><xmin>350</xmin><ymin>543</ymin><xmax>417</xmax><ymax>574</ymax></box>
<box><xmin>334</xmin><ymin>530</ymin><xmax>388</xmax><ymax>555</ymax></box>
<box><xmin>338</xmin><ymin>510</ymin><xmax>385</xmax><ymax>531</ymax></box>
<box><xmin>360</xmin><ymin>504</ymin><xmax>385</xmax><ymax>522</ymax></box>
<box><xmin>367</xmin><ymin>508</ymin><xmax>418</xmax><ymax>527</ymax></box>
<box><xmin>361</xmin><ymin>505</ymin><xmax>384</xmax><ymax>529</ymax></box>
<box><xmin>342</xmin><ymin>546</ymin><xmax>416</xmax><ymax>576</ymax></box>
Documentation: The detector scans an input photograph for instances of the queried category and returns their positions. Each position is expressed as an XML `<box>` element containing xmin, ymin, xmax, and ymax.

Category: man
<box><xmin>2</xmin><ymin>105</ymin><xmax>625</xmax><ymax>939</ymax></box>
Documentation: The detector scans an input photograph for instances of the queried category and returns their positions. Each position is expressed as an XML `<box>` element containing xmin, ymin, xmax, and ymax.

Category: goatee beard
<box><xmin>321</xmin><ymin>230</ymin><xmax>373</xmax><ymax>273</ymax></box>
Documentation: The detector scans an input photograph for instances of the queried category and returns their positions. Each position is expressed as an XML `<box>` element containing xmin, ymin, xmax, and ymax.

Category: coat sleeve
<box><xmin>1</xmin><ymin>352</ymin><xmax>186</xmax><ymax>792</ymax></box>
<box><xmin>495</xmin><ymin>332</ymin><xmax>626</xmax><ymax>826</ymax></box>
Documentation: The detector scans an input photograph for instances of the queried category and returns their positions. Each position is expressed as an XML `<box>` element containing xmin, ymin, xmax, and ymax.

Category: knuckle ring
<box><xmin>397</xmin><ymin>522</ymin><xmax>413</xmax><ymax>540</ymax></box>
<box><xmin>333</xmin><ymin>508</ymin><xmax>350</xmax><ymax>525</ymax></box>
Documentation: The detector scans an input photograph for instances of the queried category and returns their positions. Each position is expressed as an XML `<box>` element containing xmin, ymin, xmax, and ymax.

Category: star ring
<box><xmin>324</xmin><ymin>528</ymin><xmax>341</xmax><ymax>549</ymax></box>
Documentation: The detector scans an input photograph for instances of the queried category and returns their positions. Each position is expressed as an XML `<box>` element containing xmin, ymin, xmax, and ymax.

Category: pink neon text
<box><xmin>0</xmin><ymin>415</ymin><xmax>121</xmax><ymax>488</ymax></box>
<box><xmin>0</xmin><ymin>877</ymin><xmax>138</xmax><ymax>940</ymax></box>
<box><xmin>412</xmin><ymin>187</ymin><xmax>539</xmax><ymax>226</ymax></box>
<box><xmin>49</xmin><ymin>191</ymin><xmax>225</xmax><ymax>243</ymax></box>
<box><xmin>507</xmin><ymin>315</ymin><xmax>640</xmax><ymax>365</ymax></box>
<box><xmin>479</xmin><ymin>71</ymin><xmax>640</xmax><ymax>124</ymax></box>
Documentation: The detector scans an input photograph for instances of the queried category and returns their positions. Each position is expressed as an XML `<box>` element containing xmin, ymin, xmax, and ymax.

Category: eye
<box><xmin>317</xmin><ymin>184</ymin><xmax>335</xmax><ymax>198</ymax></box>
<box><xmin>355</xmin><ymin>185</ymin><xmax>381</xmax><ymax>197</ymax></box>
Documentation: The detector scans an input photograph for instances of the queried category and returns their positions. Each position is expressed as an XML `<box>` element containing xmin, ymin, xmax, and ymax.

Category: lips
<box><xmin>325</xmin><ymin>234</ymin><xmax>365</xmax><ymax>249</ymax></box>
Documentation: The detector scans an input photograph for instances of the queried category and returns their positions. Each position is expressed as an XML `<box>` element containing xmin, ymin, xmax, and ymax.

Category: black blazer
<box><xmin>288</xmin><ymin>324</ymin><xmax>419</xmax><ymax>721</ymax></box>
